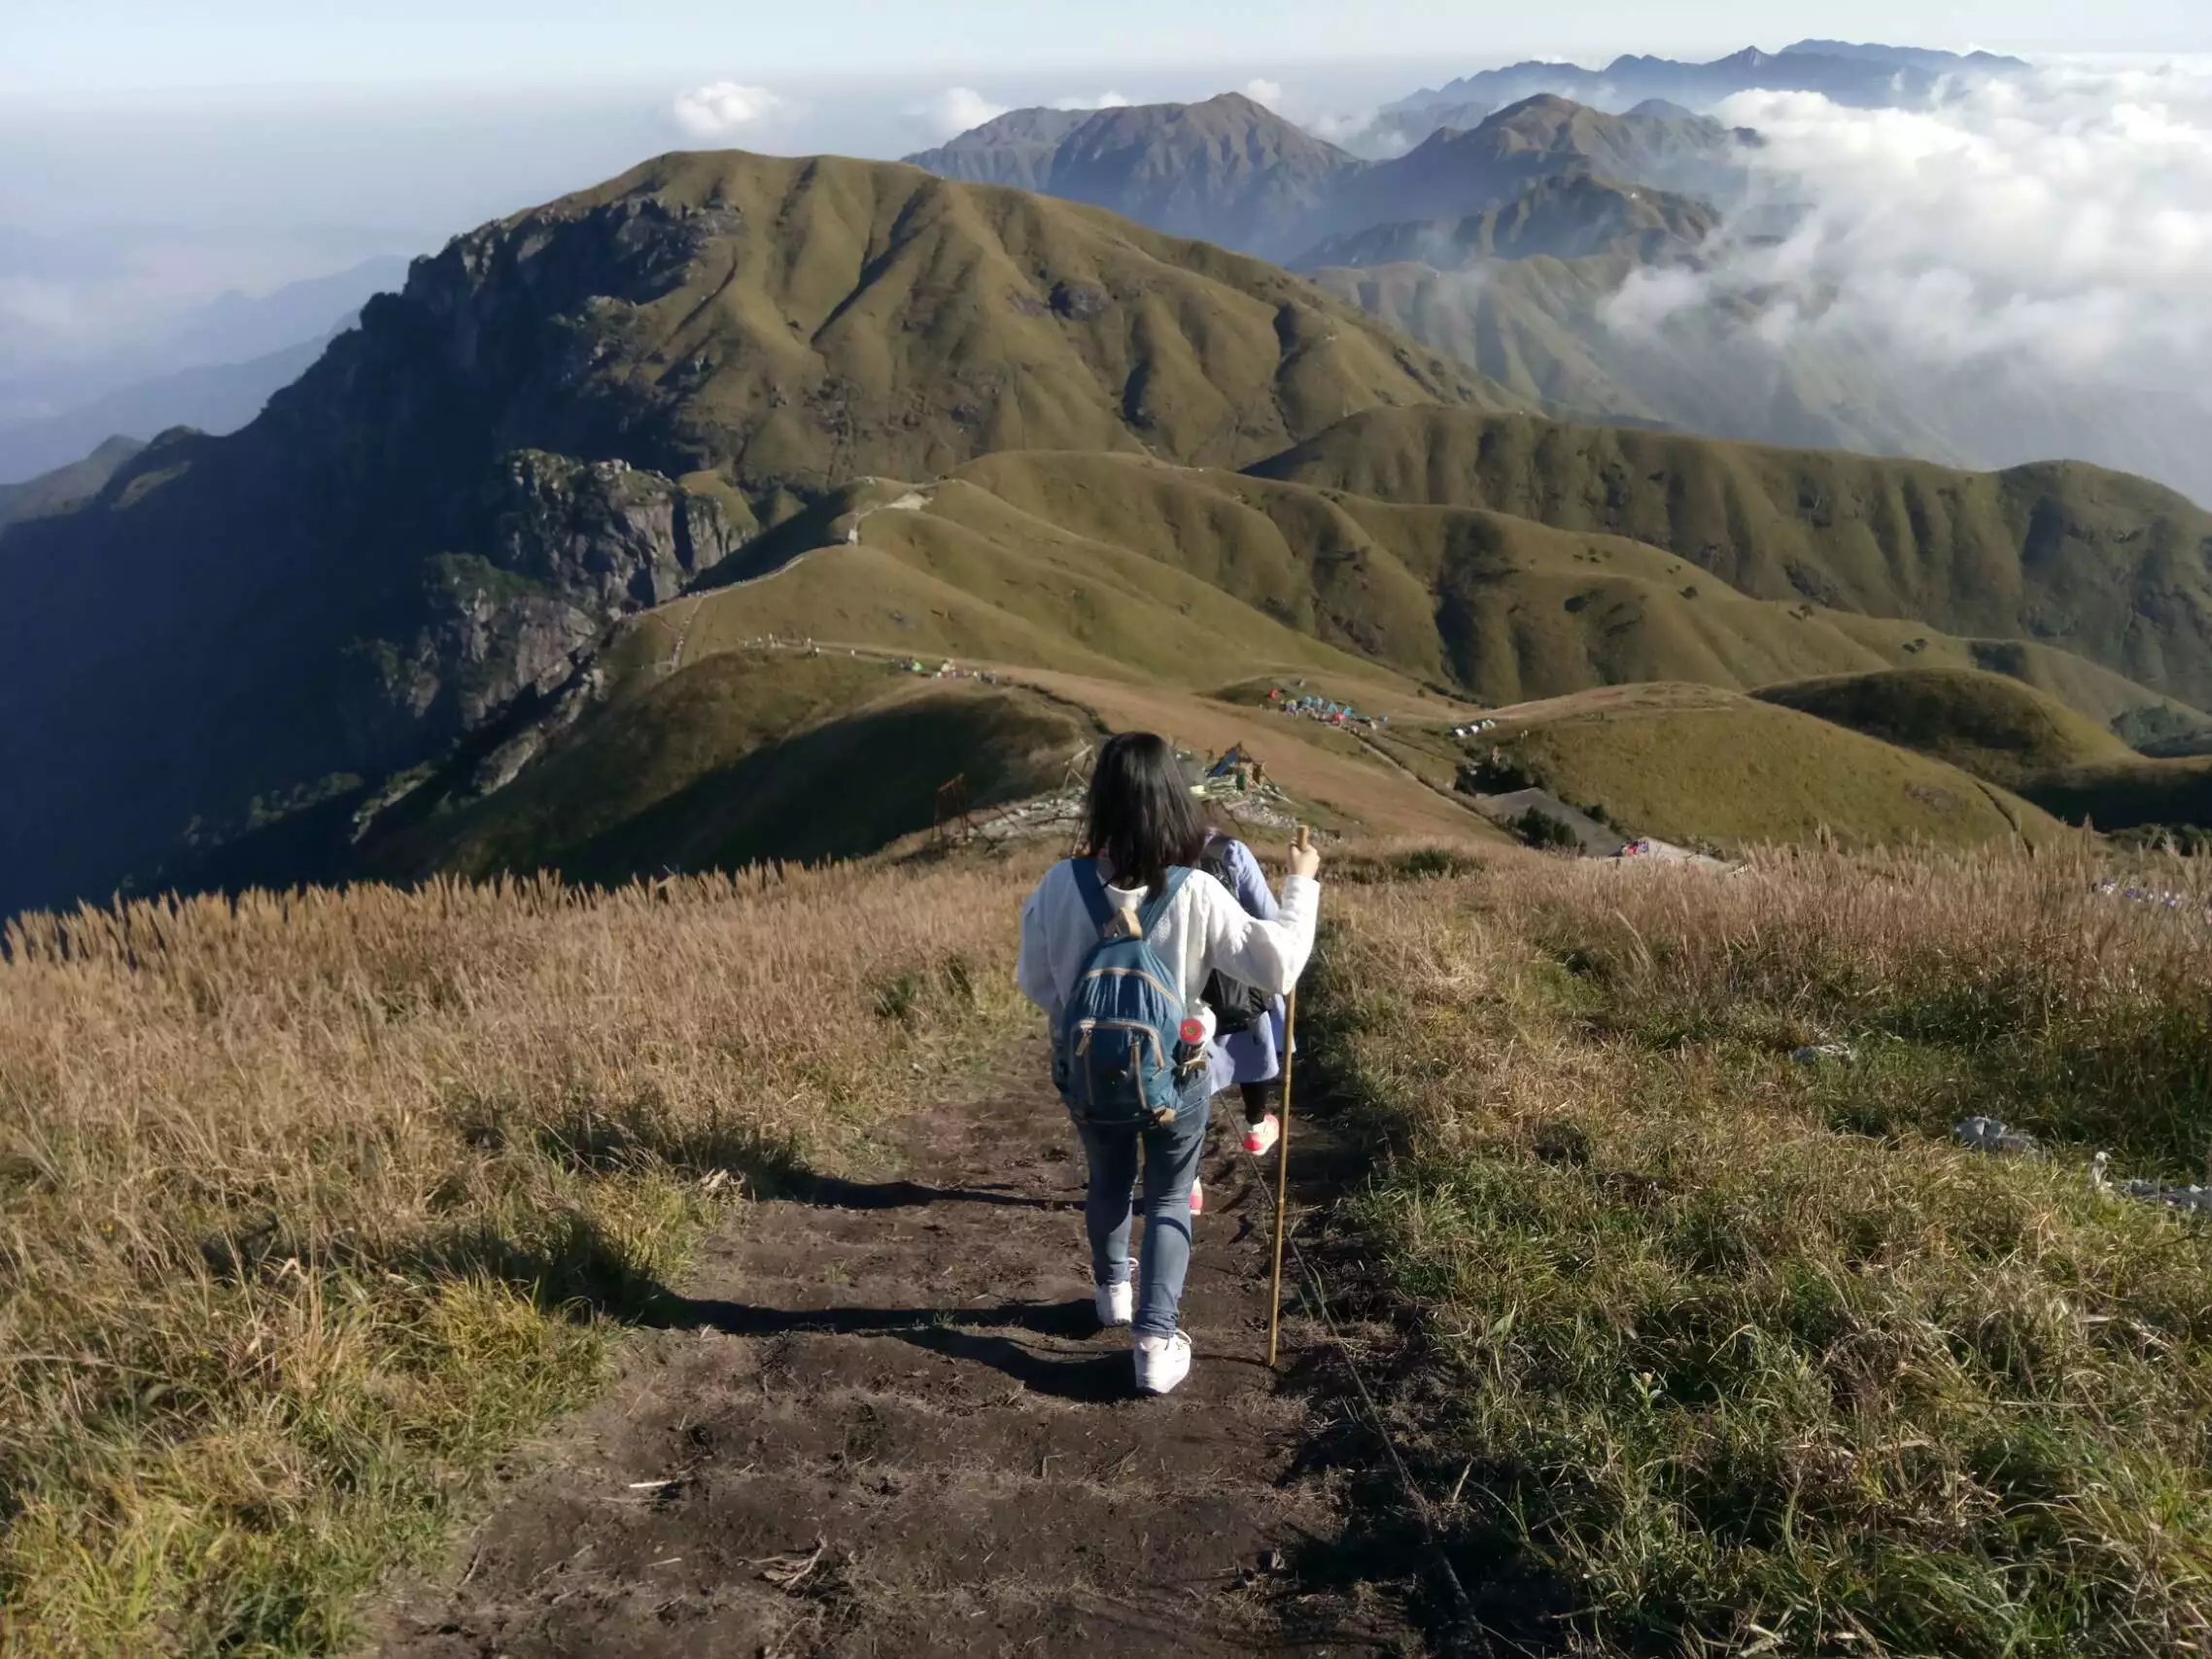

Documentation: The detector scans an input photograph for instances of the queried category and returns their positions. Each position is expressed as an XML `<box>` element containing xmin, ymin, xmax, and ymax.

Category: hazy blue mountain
<box><xmin>1779</xmin><ymin>39</ymin><xmax>2030</xmax><ymax>71</ymax></box>
<box><xmin>0</xmin><ymin>333</ymin><xmax>329</xmax><ymax>484</ymax></box>
<box><xmin>1388</xmin><ymin>40</ymin><xmax>2025</xmax><ymax>115</ymax></box>
<box><xmin>156</xmin><ymin>256</ymin><xmax>409</xmax><ymax>370</ymax></box>
<box><xmin>902</xmin><ymin>107</ymin><xmax>1091</xmax><ymax>189</ymax></box>
<box><xmin>0</xmin><ymin>255</ymin><xmax>406</xmax><ymax>483</ymax></box>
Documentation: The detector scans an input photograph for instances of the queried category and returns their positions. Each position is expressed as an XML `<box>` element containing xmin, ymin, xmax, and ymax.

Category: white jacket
<box><xmin>1016</xmin><ymin>858</ymin><xmax>1320</xmax><ymax>1030</ymax></box>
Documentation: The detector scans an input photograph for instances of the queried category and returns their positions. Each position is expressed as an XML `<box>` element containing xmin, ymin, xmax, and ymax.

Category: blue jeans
<box><xmin>1074</xmin><ymin>1079</ymin><xmax>1210</xmax><ymax>1338</ymax></box>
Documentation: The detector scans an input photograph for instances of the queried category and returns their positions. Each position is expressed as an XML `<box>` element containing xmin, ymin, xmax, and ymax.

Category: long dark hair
<box><xmin>1083</xmin><ymin>732</ymin><xmax>1205</xmax><ymax>896</ymax></box>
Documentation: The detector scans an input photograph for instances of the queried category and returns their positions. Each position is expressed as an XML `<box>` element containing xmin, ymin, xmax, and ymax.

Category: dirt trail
<box><xmin>371</xmin><ymin>1067</ymin><xmax>1420</xmax><ymax>1657</ymax></box>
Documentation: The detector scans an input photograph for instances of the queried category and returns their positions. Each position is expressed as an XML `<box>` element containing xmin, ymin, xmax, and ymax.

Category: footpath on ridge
<box><xmin>371</xmin><ymin>1063</ymin><xmax>1424</xmax><ymax>1657</ymax></box>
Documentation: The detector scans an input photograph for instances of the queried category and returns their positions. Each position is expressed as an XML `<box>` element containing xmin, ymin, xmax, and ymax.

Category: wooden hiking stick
<box><xmin>1266</xmin><ymin>822</ymin><xmax>1313</xmax><ymax>1370</ymax></box>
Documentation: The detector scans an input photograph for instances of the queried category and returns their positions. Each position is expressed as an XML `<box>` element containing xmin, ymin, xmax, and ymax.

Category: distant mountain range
<box><xmin>1389</xmin><ymin>38</ymin><xmax>2027</xmax><ymax>118</ymax></box>
<box><xmin>906</xmin><ymin>92</ymin><xmax>1744</xmax><ymax>262</ymax></box>
<box><xmin>0</xmin><ymin>256</ymin><xmax>406</xmax><ymax>484</ymax></box>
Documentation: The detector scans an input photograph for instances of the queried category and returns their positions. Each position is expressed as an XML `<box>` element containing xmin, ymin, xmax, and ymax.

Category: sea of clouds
<box><xmin>1606</xmin><ymin>58</ymin><xmax>2212</xmax><ymax>401</ymax></box>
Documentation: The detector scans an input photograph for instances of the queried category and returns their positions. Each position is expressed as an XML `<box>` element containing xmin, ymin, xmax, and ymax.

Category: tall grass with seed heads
<box><xmin>1313</xmin><ymin>839</ymin><xmax>2212</xmax><ymax>1656</ymax></box>
<box><xmin>0</xmin><ymin>858</ymin><xmax>1037</xmax><ymax>1656</ymax></box>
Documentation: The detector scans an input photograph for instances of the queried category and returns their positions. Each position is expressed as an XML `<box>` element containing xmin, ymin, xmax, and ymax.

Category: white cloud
<box><xmin>1602</xmin><ymin>60</ymin><xmax>2212</xmax><ymax>397</ymax></box>
<box><xmin>671</xmin><ymin>82</ymin><xmax>785</xmax><ymax>142</ymax></box>
<box><xmin>907</xmin><ymin>86</ymin><xmax>1009</xmax><ymax>143</ymax></box>
<box><xmin>1052</xmin><ymin>91</ymin><xmax>1131</xmax><ymax>110</ymax></box>
<box><xmin>1243</xmin><ymin>78</ymin><xmax>1285</xmax><ymax>107</ymax></box>
<box><xmin>1302</xmin><ymin>108</ymin><xmax>1373</xmax><ymax>143</ymax></box>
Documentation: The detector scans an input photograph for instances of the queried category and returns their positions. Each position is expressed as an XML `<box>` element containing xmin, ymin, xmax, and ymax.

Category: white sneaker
<box><xmin>1094</xmin><ymin>1281</ymin><xmax>1133</xmax><ymax>1327</ymax></box>
<box><xmin>1189</xmin><ymin>1176</ymin><xmax>1204</xmax><ymax>1216</ymax></box>
<box><xmin>1242</xmin><ymin>1113</ymin><xmax>1280</xmax><ymax>1156</ymax></box>
<box><xmin>1134</xmin><ymin>1331</ymin><xmax>1192</xmax><ymax>1395</ymax></box>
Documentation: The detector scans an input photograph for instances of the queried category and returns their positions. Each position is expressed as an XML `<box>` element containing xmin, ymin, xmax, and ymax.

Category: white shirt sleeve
<box><xmin>1193</xmin><ymin>871</ymin><xmax>1319</xmax><ymax>996</ymax></box>
<box><xmin>1016</xmin><ymin>871</ymin><xmax>1060</xmax><ymax>1021</ymax></box>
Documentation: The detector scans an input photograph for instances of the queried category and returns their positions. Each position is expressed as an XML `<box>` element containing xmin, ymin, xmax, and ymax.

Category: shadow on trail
<box><xmin>764</xmin><ymin>1172</ymin><xmax>1079</xmax><ymax>1212</ymax></box>
<box><xmin>639</xmin><ymin>1294</ymin><xmax>1099</xmax><ymax>1338</ymax></box>
<box><xmin>640</xmin><ymin>1293</ymin><xmax>1136</xmax><ymax>1401</ymax></box>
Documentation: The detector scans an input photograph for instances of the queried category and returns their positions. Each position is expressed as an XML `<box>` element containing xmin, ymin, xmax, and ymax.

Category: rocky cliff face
<box><xmin>353</xmin><ymin>452</ymin><xmax>741</xmax><ymax>755</ymax></box>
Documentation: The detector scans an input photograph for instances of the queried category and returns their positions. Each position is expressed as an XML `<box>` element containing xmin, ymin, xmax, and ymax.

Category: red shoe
<box><xmin>1242</xmin><ymin>1114</ymin><xmax>1281</xmax><ymax>1156</ymax></box>
<box><xmin>1189</xmin><ymin>1176</ymin><xmax>1204</xmax><ymax>1216</ymax></box>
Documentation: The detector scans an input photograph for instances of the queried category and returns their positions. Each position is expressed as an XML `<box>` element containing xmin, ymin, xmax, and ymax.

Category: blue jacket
<box><xmin>1203</xmin><ymin>836</ymin><xmax>1290</xmax><ymax>1091</ymax></box>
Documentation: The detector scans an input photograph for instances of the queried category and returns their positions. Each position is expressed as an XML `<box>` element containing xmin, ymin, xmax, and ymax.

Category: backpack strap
<box><xmin>1136</xmin><ymin>866</ymin><xmax>1192</xmax><ymax>935</ymax></box>
<box><xmin>1070</xmin><ymin>858</ymin><xmax>1117</xmax><ymax>936</ymax></box>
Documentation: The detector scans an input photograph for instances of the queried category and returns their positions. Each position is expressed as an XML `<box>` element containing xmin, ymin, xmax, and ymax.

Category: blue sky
<box><xmin>5</xmin><ymin>0</ymin><xmax>2208</xmax><ymax>380</ymax></box>
<box><xmin>10</xmin><ymin>0</ymin><xmax>2211</xmax><ymax>98</ymax></box>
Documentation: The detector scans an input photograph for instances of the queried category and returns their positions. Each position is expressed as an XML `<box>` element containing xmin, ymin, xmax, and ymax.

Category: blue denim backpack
<box><xmin>1054</xmin><ymin>861</ymin><xmax>1193</xmax><ymax>1126</ymax></box>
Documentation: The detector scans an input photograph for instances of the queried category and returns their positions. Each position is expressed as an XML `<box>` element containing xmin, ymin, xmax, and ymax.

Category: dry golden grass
<box><xmin>1312</xmin><ymin>840</ymin><xmax>2212</xmax><ymax>1655</ymax></box>
<box><xmin>0</xmin><ymin>856</ymin><xmax>1042</xmax><ymax>1655</ymax></box>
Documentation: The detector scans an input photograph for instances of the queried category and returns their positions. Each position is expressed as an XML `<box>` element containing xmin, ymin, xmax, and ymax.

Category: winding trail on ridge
<box><xmin>371</xmin><ymin>1062</ymin><xmax>1420</xmax><ymax>1657</ymax></box>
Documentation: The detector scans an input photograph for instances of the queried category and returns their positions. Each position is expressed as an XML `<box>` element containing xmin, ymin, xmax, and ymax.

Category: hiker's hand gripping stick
<box><xmin>1266</xmin><ymin>822</ymin><xmax>1314</xmax><ymax>1370</ymax></box>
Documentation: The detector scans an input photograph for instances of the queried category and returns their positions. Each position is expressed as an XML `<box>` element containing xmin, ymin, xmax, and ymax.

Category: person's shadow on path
<box><xmin>640</xmin><ymin>1293</ymin><xmax>1133</xmax><ymax>1401</ymax></box>
<box><xmin>768</xmin><ymin>1173</ymin><xmax>1079</xmax><ymax>1212</ymax></box>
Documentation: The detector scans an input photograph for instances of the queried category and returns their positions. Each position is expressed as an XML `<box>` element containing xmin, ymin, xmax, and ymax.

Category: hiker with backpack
<box><xmin>1182</xmin><ymin>827</ymin><xmax>1292</xmax><ymax>1218</ymax></box>
<box><xmin>1198</xmin><ymin>829</ymin><xmax>1290</xmax><ymax>1158</ymax></box>
<box><xmin>1017</xmin><ymin>732</ymin><xmax>1322</xmax><ymax>1396</ymax></box>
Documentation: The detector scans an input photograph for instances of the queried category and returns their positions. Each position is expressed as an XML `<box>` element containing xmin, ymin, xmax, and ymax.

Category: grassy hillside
<box><xmin>395</xmin><ymin>438</ymin><xmax>2135</xmax><ymax>874</ymax></box>
<box><xmin>1314</xmin><ymin>843</ymin><xmax>2212</xmax><ymax>1654</ymax></box>
<box><xmin>1756</xmin><ymin>666</ymin><xmax>2135</xmax><ymax>790</ymax></box>
<box><xmin>526</xmin><ymin>148</ymin><xmax>1508</xmax><ymax>496</ymax></box>
<box><xmin>388</xmin><ymin>631</ymin><xmax>1503</xmax><ymax>878</ymax></box>
<box><xmin>361</xmin><ymin>443</ymin><xmax>2192</xmax><ymax>882</ymax></box>
<box><xmin>660</xmin><ymin>448</ymin><xmax>2192</xmax><ymax>731</ymax></box>
<box><xmin>370</xmin><ymin>654</ymin><xmax>1093</xmax><ymax>881</ymax></box>
<box><xmin>1469</xmin><ymin>682</ymin><xmax>2063</xmax><ymax>850</ymax></box>
<box><xmin>1254</xmin><ymin>406</ymin><xmax>2212</xmax><ymax>709</ymax></box>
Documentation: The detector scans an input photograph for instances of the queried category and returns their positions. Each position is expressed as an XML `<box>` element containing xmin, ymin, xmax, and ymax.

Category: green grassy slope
<box><xmin>531</xmin><ymin>148</ymin><xmax>1516</xmax><ymax>498</ymax></box>
<box><xmin>367</xmin><ymin>654</ymin><xmax>1093</xmax><ymax>881</ymax></box>
<box><xmin>1755</xmin><ymin>667</ymin><xmax>2135</xmax><ymax>790</ymax></box>
<box><xmin>1472</xmin><ymin>683</ymin><xmax>2065</xmax><ymax>850</ymax></box>
<box><xmin>664</xmin><ymin>449</ymin><xmax>2189</xmax><ymax>732</ymax></box>
<box><xmin>1253</xmin><ymin>406</ymin><xmax>2212</xmax><ymax>709</ymax></box>
<box><xmin>359</xmin><ymin>438</ymin><xmax>2164</xmax><ymax>876</ymax></box>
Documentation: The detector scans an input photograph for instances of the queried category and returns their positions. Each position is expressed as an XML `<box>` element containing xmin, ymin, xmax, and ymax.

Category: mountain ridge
<box><xmin>1390</xmin><ymin>39</ymin><xmax>2026</xmax><ymax>116</ymax></box>
<box><xmin>904</xmin><ymin>92</ymin><xmax>1744</xmax><ymax>261</ymax></box>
